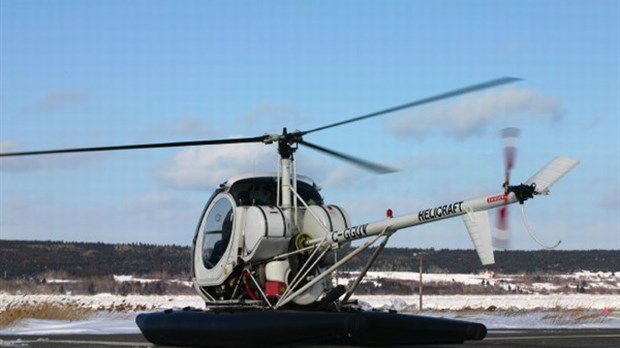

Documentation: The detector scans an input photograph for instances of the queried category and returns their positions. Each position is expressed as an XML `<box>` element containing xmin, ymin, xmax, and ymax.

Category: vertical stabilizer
<box><xmin>462</xmin><ymin>210</ymin><xmax>495</xmax><ymax>265</ymax></box>
<box><xmin>525</xmin><ymin>156</ymin><xmax>579</xmax><ymax>195</ymax></box>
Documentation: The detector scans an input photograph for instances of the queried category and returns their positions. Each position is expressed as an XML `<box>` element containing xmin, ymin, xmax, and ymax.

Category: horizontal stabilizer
<box><xmin>462</xmin><ymin>210</ymin><xmax>495</xmax><ymax>265</ymax></box>
<box><xmin>525</xmin><ymin>156</ymin><xmax>579</xmax><ymax>195</ymax></box>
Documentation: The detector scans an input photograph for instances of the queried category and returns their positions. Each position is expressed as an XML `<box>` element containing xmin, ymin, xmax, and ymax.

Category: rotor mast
<box><xmin>277</xmin><ymin>128</ymin><xmax>301</xmax><ymax>230</ymax></box>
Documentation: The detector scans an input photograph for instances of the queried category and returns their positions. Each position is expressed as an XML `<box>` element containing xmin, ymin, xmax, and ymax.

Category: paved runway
<box><xmin>1</xmin><ymin>329</ymin><xmax>619</xmax><ymax>348</ymax></box>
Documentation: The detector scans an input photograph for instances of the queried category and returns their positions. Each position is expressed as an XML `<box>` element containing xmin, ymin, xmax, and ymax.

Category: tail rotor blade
<box><xmin>494</xmin><ymin>127</ymin><xmax>520</xmax><ymax>249</ymax></box>
<box><xmin>497</xmin><ymin>206</ymin><xmax>508</xmax><ymax>231</ymax></box>
<box><xmin>494</xmin><ymin>205</ymin><xmax>511</xmax><ymax>249</ymax></box>
<box><xmin>501</xmin><ymin>127</ymin><xmax>520</xmax><ymax>188</ymax></box>
<box><xmin>492</xmin><ymin>227</ymin><xmax>512</xmax><ymax>250</ymax></box>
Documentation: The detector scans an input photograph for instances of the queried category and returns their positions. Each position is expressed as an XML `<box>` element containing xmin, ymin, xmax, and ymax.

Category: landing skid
<box><xmin>136</xmin><ymin>307</ymin><xmax>486</xmax><ymax>347</ymax></box>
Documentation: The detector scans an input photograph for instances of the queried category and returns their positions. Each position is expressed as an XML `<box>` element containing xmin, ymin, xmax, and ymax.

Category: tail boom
<box><xmin>321</xmin><ymin>190</ymin><xmax>522</xmax><ymax>245</ymax></box>
<box><xmin>313</xmin><ymin>156</ymin><xmax>579</xmax><ymax>265</ymax></box>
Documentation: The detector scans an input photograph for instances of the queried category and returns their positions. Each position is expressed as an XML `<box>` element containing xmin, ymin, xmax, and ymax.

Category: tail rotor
<box><xmin>493</xmin><ymin>128</ymin><xmax>566</xmax><ymax>250</ymax></box>
<box><xmin>494</xmin><ymin>127</ymin><xmax>520</xmax><ymax>249</ymax></box>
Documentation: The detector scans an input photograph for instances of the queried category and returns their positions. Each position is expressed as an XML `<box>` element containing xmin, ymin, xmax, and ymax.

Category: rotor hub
<box><xmin>277</xmin><ymin>128</ymin><xmax>303</xmax><ymax>159</ymax></box>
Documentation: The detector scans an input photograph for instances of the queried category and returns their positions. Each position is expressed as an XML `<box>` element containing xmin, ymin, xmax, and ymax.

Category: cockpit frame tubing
<box><xmin>276</xmin><ymin>243</ymin><xmax>331</xmax><ymax>307</ymax></box>
<box><xmin>293</xmin><ymin>152</ymin><xmax>299</xmax><ymax>229</ymax></box>
<box><xmin>342</xmin><ymin>228</ymin><xmax>392</xmax><ymax>303</ymax></box>
<box><xmin>247</xmin><ymin>270</ymin><xmax>275</xmax><ymax>309</ymax></box>
<box><xmin>198</xmin><ymin>285</ymin><xmax>217</xmax><ymax>303</ymax></box>
<box><xmin>275</xmin><ymin>230</ymin><xmax>387</xmax><ymax>309</ymax></box>
<box><xmin>290</xmin><ymin>186</ymin><xmax>331</xmax><ymax>234</ymax></box>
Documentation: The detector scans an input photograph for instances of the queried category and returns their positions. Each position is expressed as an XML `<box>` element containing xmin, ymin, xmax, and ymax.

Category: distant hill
<box><xmin>0</xmin><ymin>240</ymin><xmax>190</xmax><ymax>280</ymax></box>
<box><xmin>0</xmin><ymin>240</ymin><xmax>618</xmax><ymax>280</ymax></box>
<box><xmin>345</xmin><ymin>248</ymin><xmax>619</xmax><ymax>274</ymax></box>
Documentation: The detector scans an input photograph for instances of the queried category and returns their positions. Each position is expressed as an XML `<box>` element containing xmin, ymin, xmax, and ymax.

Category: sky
<box><xmin>0</xmin><ymin>0</ymin><xmax>618</xmax><ymax>251</ymax></box>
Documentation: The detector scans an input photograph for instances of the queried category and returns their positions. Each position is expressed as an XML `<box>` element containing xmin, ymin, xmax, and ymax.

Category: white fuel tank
<box><xmin>242</xmin><ymin>205</ymin><xmax>290</xmax><ymax>262</ymax></box>
<box><xmin>301</xmin><ymin>204</ymin><xmax>351</xmax><ymax>266</ymax></box>
<box><xmin>302</xmin><ymin>204</ymin><xmax>350</xmax><ymax>240</ymax></box>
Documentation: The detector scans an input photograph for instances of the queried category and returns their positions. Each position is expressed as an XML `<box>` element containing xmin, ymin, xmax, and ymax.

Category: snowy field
<box><xmin>338</xmin><ymin>270</ymin><xmax>619</xmax><ymax>294</ymax></box>
<box><xmin>1</xmin><ymin>271</ymin><xmax>618</xmax><ymax>335</ymax></box>
<box><xmin>1</xmin><ymin>293</ymin><xmax>618</xmax><ymax>335</ymax></box>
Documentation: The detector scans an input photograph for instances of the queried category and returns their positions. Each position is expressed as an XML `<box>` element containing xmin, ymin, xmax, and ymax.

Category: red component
<box><xmin>265</xmin><ymin>281</ymin><xmax>286</xmax><ymax>297</ymax></box>
<box><xmin>386</xmin><ymin>209</ymin><xmax>393</xmax><ymax>218</ymax></box>
<box><xmin>242</xmin><ymin>272</ymin><xmax>258</xmax><ymax>300</ymax></box>
<box><xmin>497</xmin><ymin>206</ymin><xmax>508</xmax><ymax>231</ymax></box>
<box><xmin>487</xmin><ymin>193</ymin><xmax>507</xmax><ymax>204</ymax></box>
<box><xmin>498</xmin><ymin>127</ymin><xmax>519</xmax><ymax>231</ymax></box>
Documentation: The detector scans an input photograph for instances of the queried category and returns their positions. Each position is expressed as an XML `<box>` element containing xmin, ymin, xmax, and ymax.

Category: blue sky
<box><xmin>1</xmin><ymin>0</ymin><xmax>618</xmax><ymax>250</ymax></box>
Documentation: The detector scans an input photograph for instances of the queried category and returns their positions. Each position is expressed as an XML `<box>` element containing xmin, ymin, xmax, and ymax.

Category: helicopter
<box><xmin>0</xmin><ymin>77</ymin><xmax>579</xmax><ymax>347</ymax></box>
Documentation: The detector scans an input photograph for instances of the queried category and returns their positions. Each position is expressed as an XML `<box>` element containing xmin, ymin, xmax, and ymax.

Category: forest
<box><xmin>1</xmin><ymin>239</ymin><xmax>617</xmax><ymax>280</ymax></box>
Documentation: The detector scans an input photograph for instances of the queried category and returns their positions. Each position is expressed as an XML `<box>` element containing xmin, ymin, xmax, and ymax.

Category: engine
<box><xmin>191</xmin><ymin>174</ymin><xmax>350</xmax><ymax>306</ymax></box>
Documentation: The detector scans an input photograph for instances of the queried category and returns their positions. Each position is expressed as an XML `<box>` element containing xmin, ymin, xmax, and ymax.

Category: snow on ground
<box><xmin>44</xmin><ymin>279</ymin><xmax>80</xmax><ymax>284</ymax></box>
<box><xmin>1</xmin><ymin>293</ymin><xmax>618</xmax><ymax>335</ymax></box>
<box><xmin>355</xmin><ymin>294</ymin><xmax>619</xmax><ymax>311</ymax></box>
<box><xmin>0</xmin><ymin>294</ymin><xmax>205</xmax><ymax>312</ymax></box>
<box><xmin>1</xmin><ymin>308</ymin><xmax>618</xmax><ymax>336</ymax></box>
<box><xmin>343</xmin><ymin>271</ymin><xmax>491</xmax><ymax>285</ymax></box>
<box><xmin>338</xmin><ymin>271</ymin><xmax>620</xmax><ymax>294</ymax></box>
<box><xmin>1</xmin><ymin>271</ymin><xmax>618</xmax><ymax>335</ymax></box>
<box><xmin>2</xmin><ymin>292</ymin><xmax>616</xmax><ymax>314</ymax></box>
<box><xmin>1</xmin><ymin>313</ymin><xmax>140</xmax><ymax>335</ymax></box>
<box><xmin>112</xmin><ymin>275</ymin><xmax>193</xmax><ymax>287</ymax></box>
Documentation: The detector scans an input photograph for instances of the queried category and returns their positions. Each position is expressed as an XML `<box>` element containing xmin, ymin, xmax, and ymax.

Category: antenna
<box><xmin>519</xmin><ymin>205</ymin><xmax>561</xmax><ymax>250</ymax></box>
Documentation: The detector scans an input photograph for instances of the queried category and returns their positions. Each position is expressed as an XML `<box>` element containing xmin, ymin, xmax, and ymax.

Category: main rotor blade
<box><xmin>301</xmin><ymin>77</ymin><xmax>521</xmax><ymax>136</ymax></box>
<box><xmin>0</xmin><ymin>135</ymin><xmax>269</xmax><ymax>157</ymax></box>
<box><xmin>298</xmin><ymin>140</ymin><xmax>396</xmax><ymax>174</ymax></box>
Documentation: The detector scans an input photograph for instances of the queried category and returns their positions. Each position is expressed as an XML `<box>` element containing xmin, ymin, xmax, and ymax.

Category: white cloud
<box><xmin>156</xmin><ymin>136</ymin><xmax>383</xmax><ymax>191</ymax></box>
<box><xmin>26</xmin><ymin>90</ymin><xmax>90</xmax><ymax>113</ymax></box>
<box><xmin>149</xmin><ymin>116</ymin><xmax>215</xmax><ymax>138</ymax></box>
<box><xmin>320</xmin><ymin>165</ymin><xmax>363</xmax><ymax>189</ymax></box>
<box><xmin>0</xmin><ymin>191</ymin><xmax>202</xmax><ymax>245</ymax></box>
<box><xmin>599</xmin><ymin>186</ymin><xmax>620</xmax><ymax>212</ymax></box>
<box><xmin>158</xmin><ymin>143</ymin><xmax>279</xmax><ymax>189</ymax></box>
<box><xmin>122</xmin><ymin>191</ymin><xmax>192</xmax><ymax>213</ymax></box>
<box><xmin>0</xmin><ymin>140</ymin><xmax>24</xmax><ymax>168</ymax></box>
<box><xmin>389</xmin><ymin>88</ymin><xmax>563</xmax><ymax>138</ymax></box>
<box><xmin>240</xmin><ymin>102</ymin><xmax>309</xmax><ymax>132</ymax></box>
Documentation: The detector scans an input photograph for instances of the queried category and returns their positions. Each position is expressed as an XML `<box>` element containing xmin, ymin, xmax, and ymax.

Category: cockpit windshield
<box><xmin>202</xmin><ymin>196</ymin><xmax>234</xmax><ymax>269</ymax></box>
<box><xmin>228</xmin><ymin>177</ymin><xmax>323</xmax><ymax>206</ymax></box>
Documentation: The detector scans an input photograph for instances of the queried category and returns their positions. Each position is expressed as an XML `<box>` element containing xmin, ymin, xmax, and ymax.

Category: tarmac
<box><xmin>1</xmin><ymin>329</ymin><xmax>619</xmax><ymax>348</ymax></box>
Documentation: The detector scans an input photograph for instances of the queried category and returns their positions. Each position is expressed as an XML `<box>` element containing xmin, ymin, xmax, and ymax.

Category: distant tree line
<box><xmin>0</xmin><ymin>240</ymin><xmax>618</xmax><ymax>281</ymax></box>
<box><xmin>343</xmin><ymin>247</ymin><xmax>619</xmax><ymax>274</ymax></box>
<box><xmin>0</xmin><ymin>240</ymin><xmax>191</xmax><ymax>280</ymax></box>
